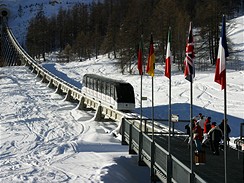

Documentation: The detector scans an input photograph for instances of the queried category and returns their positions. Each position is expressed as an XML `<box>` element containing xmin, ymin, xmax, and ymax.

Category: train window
<box><xmin>87</xmin><ymin>77</ymin><xmax>89</xmax><ymax>88</ymax></box>
<box><xmin>83</xmin><ymin>76</ymin><xmax>88</xmax><ymax>87</ymax></box>
<box><xmin>106</xmin><ymin>83</ymin><xmax>110</xmax><ymax>95</ymax></box>
<box><xmin>116</xmin><ymin>83</ymin><xmax>135</xmax><ymax>103</ymax></box>
<box><xmin>111</xmin><ymin>85</ymin><xmax>114</xmax><ymax>99</ymax></box>
<box><xmin>101</xmin><ymin>81</ymin><xmax>105</xmax><ymax>94</ymax></box>
<box><xmin>86</xmin><ymin>77</ymin><xmax>89</xmax><ymax>87</ymax></box>
<box><xmin>88</xmin><ymin>78</ymin><xmax>92</xmax><ymax>88</ymax></box>
<box><xmin>97</xmin><ymin>80</ymin><xmax>100</xmax><ymax>92</ymax></box>
<box><xmin>91</xmin><ymin>78</ymin><xmax>94</xmax><ymax>89</ymax></box>
<box><xmin>94</xmin><ymin>80</ymin><xmax>97</xmax><ymax>91</ymax></box>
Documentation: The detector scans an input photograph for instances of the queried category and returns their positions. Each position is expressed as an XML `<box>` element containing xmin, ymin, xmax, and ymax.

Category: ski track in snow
<box><xmin>0</xmin><ymin>67</ymin><xmax>114</xmax><ymax>182</ymax></box>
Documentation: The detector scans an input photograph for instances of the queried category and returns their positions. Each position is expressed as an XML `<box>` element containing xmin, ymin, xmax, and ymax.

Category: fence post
<box><xmin>138</xmin><ymin>131</ymin><xmax>146</xmax><ymax>166</ymax></box>
<box><xmin>167</xmin><ymin>154</ymin><xmax>172</xmax><ymax>182</ymax></box>
<box><xmin>150</xmin><ymin>141</ymin><xmax>159</xmax><ymax>182</ymax></box>
<box><xmin>121</xmin><ymin>118</ymin><xmax>127</xmax><ymax>145</ymax></box>
<box><xmin>129</xmin><ymin>124</ymin><xmax>136</xmax><ymax>154</ymax></box>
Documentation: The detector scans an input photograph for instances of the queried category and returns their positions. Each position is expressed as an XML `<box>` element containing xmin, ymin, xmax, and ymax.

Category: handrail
<box><xmin>4</xmin><ymin>24</ymin><xmax>126</xmax><ymax>123</ymax></box>
<box><xmin>5</xmin><ymin>26</ymin><xmax>81</xmax><ymax>93</ymax></box>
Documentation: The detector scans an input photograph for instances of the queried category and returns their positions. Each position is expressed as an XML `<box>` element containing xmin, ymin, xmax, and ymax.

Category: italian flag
<box><xmin>165</xmin><ymin>28</ymin><xmax>171</xmax><ymax>78</ymax></box>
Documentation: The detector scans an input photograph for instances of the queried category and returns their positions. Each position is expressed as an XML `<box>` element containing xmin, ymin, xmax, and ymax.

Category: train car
<box><xmin>82</xmin><ymin>74</ymin><xmax>135</xmax><ymax>111</ymax></box>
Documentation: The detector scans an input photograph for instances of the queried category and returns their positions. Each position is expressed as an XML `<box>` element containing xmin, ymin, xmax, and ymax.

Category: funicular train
<box><xmin>82</xmin><ymin>74</ymin><xmax>135</xmax><ymax>111</ymax></box>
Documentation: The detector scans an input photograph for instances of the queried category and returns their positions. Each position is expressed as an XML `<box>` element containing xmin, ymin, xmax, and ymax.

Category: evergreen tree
<box><xmin>24</xmin><ymin>0</ymin><xmax>243</xmax><ymax>70</ymax></box>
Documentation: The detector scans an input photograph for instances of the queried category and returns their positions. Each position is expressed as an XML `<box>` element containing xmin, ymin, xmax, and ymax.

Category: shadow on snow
<box><xmin>135</xmin><ymin>103</ymin><xmax>243</xmax><ymax>137</ymax></box>
<box><xmin>42</xmin><ymin>63</ymin><xmax>82</xmax><ymax>88</ymax></box>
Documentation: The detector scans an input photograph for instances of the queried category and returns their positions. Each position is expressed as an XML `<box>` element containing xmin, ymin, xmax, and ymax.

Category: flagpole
<box><xmin>167</xmin><ymin>27</ymin><xmax>172</xmax><ymax>155</ymax></box>
<box><xmin>222</xmin><ymin>15</ymin><xmax>228</xmax><ymax>183</ymax></box>
<box><xmin>140</xmin><ymin>71</ymin><xmax>143</xmax><ymax>131</ymax></box>
<box><xmin>139</xmin><ymin>0</ymin><xmax>143</xmax><ymax>134</ymax></box>
<box><xmin>150</xmin><ymin>76</ymin><xmax>155</xmax><ymax>181</ymax></box>
<box><xmin>166</xmin><ymin>27</ymin><xmax>172</xmax><ymax>182</ymax></box>
<box><xmin>138</xmin><ymin>33</ymin><xmax>144</xmax><ymax>165</ymax></box>
<box><xmin>190</xmin><ymin>80</ymin><xmax>194</xmax><ymax>179</ymax></box>
<box><xmin>168</xmin><ymin>65</ymin><xmax>171</xmax><ymax>154</ymax></box>
<box><xmin>214</xmin><ymin>15</ymin><xmax>228</xmax><ymax>183</ymax></box>
<box><xmin>146</xmin><ymin>33</ymin><xmax>156</xmax><ymax>180</ymax></box>
<box><xmin>139</xmin><ymin>34</ymin><xmax>143</xmax><ymax>132</ymax></box>
<box><xmin>167</xmin><ymin>58</ymin><xmax>172</xmax><ymax>182</ymax></box>
<box><xmin>224</xmin><ymin>62</ymin><xmax>227</xmax><ymax>183</ymax></box>
<box><xmin>152</xmin><ymin>77</ymin><xmax>154</xmax><ymax>141</ymax></box>
<box><xmin>183</xmin><ymin>21</ymin><xmax>195</xmax><ymax>181</ymax></box>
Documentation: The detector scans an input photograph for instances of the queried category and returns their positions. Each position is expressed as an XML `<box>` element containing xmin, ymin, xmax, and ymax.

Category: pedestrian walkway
<box><xmin>155</xmin><ymin>135</ymin><xmax>243</xmax><ymax>183</ymax></box>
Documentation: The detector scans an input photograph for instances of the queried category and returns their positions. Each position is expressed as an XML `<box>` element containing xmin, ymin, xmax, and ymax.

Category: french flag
<box><xmin>214</xmin><ymin>15</ymin><xmax>229</xmax><ymax>90</ymax></box>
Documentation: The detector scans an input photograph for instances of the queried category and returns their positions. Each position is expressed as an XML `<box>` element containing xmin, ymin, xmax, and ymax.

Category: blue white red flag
<box><xmin>184</xmin><ymin>22</ymin><xmax>195</xmax><ymax>82</ymax></box>
<box><xmin>214</xmin><ymin>15</ymin><xmax>229</xmax><ymax>90</ymax></box>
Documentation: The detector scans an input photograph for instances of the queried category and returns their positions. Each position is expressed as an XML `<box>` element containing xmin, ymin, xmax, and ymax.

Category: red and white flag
<box><xmin>214</xmin><ymin>15</ymin><xmax>229</xmax><ymax>90</ymax></box>
<box><xmin>165</xmin><ymin>27</ymin><xmax>171</xmax><ymax>79</ymax></box>
<box><xmin>138</xmin><ymin>35</ymin><xmax>143</xmax><ymax>75</ymax></box>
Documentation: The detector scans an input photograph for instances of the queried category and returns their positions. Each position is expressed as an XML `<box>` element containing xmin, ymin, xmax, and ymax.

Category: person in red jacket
<box><xmin>202</xmin><ymin>117</ymin><xmax>211</xmax><ymax>145</ymax></box>
<box><xmin>193</xmin><ymin>121</ymin><xmax>203</xmax><ymax>152</ymax></box>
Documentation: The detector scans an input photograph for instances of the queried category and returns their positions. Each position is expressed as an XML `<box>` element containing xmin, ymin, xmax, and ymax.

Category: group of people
<box><xmin>185</xmin><ymin>113</ymin><xmax>231</xmax><ymax>155</ymax></box>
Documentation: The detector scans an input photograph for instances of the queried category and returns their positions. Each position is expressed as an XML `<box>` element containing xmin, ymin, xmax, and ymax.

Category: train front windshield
<box><xmin>116</xmin><ymin>83</ymin><xmax>135</xmax><ymax>103</ymax></box>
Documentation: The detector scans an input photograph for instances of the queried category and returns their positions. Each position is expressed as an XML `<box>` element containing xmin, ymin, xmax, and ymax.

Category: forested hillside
<box><xmin>19</xmin><ymin>0</ymin><xmax>244</xmax><ymax>71</ymax></box>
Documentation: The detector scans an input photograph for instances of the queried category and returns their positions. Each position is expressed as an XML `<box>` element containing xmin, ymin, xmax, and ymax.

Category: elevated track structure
<box><xmin>1</xmin><ymin>10</ymin><xmax>243</xmax><ymax>183</ymax></box>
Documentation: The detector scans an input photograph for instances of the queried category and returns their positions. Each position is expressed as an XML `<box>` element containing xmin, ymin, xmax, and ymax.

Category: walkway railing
<box><xmin>121</xmin><ymin>118</ymin><xmax>206</xmax><ymax>183</ymax></box>
<box><xmin>3</xmin><ymin>24</ymin><xmax>125</xmax><ymax>123</ymax></box>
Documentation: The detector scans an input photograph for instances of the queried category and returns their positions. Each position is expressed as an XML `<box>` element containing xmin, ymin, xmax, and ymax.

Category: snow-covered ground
<box><xmin>0</xmin><ymin>66</ymin><xmax>151</xmax><ymax>182</ymax></box>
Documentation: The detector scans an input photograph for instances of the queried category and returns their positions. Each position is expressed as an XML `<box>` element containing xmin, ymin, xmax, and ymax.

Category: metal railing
<box><xmin>121</xmin><ymin>118</ymin><xmax>206</xmax><ymax>183</ymax></box>
<box><xmin>3</xmin><ymin>24</ymin><xmax>125</xmax><ymax>123</ymax></box>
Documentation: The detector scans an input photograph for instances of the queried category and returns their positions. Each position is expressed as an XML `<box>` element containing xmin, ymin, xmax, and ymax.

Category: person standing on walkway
<box><xmin>219</xmin><ymin>119</ymin><xmax>231</xmax><ymax>147</ymax></box>
<box><xmin>202</xmin><ymin>117</ymin><xmax>211</xmax><ymax>145</ymax></box>
<box><xmin>197</xmin><ymin>115</ymin><xmax>205</xmax><ymax>131</ymax></box>
<box><xmin>194</xmin><ymin>113</ymin><xmax>204</xmax><ymax>122</ymax></box>
<box><xmin>208</xmin><ymin>122</ymin><xmax>223</xmax><ymax>155</ymax></box>
<box><xmin>193</xmin><ymin>121</ymin><xmax>203</xmax><ymax>152</ymax></box>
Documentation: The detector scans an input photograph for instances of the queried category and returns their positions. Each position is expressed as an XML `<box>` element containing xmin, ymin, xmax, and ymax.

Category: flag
<box><xmin>138</xmin><ymin>35</ymin><xmax>143</xmax><ymax>75</ymax></box>
<box><xmin>214</xmin><ymin>15</ymin><xmax>229</xmax><ymax>90</ymax></box>
<box><xmin>184</xmin><ymin>22</ymin><xmax>195</xmax><ymax>82</ymax></box>
<box><xmin>146</xmin><ymin>34</ymin><xmax>155</xmax><ymax>77</ymax></box>
<box><xmin>165</xmin><ymin>27</ymin><xmax>171</xmax><ymax>78</ymax></box>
